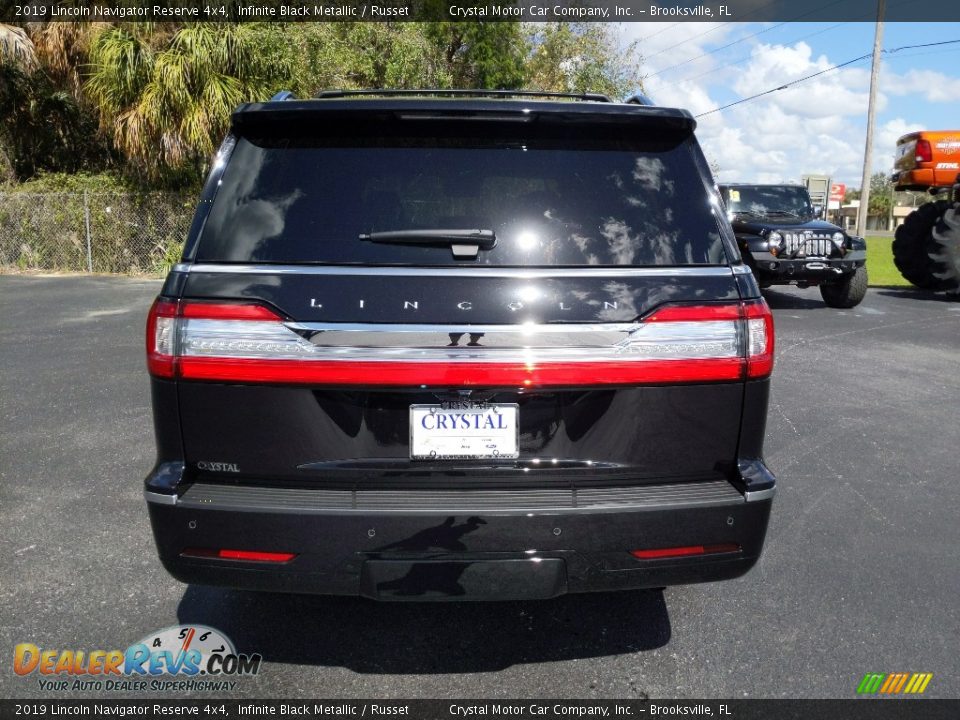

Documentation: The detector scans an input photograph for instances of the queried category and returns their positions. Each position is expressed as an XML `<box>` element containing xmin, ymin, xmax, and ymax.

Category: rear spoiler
<box><xmin>231</xmin><ymin>99</ymin><xmax>696</xmax><ymax>135</ymax></box>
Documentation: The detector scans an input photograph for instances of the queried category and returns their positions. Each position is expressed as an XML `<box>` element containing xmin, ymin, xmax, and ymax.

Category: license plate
<box><xmin>410</xmin><ymin>404</ymin><xmax>519</xmax><ymax>460</ymax></box>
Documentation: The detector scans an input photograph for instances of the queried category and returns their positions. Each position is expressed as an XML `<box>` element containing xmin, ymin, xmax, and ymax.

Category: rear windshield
<box><xmin>197</xmin><ymin>130</ymin><xmax>727</xmax><ymax>266</ymax></box>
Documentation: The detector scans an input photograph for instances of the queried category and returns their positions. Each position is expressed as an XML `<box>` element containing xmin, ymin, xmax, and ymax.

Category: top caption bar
<box><xmin>4</xmin><ymin>0</ymin><xmax>960</xmax><ymax>23</ymax></box>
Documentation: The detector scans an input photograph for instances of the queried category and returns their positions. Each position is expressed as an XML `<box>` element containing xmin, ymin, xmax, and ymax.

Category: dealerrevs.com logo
<box><xmin>13</xmin><ymin>625</ymin><xmax>261</xmax><ymax>692</ymax></box>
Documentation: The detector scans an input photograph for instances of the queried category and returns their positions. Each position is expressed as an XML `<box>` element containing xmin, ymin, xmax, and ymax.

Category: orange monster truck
<box><xmin>891</xmin><ymin>130</ymin><xmax>960</xmax><ymax>292</ymax></box>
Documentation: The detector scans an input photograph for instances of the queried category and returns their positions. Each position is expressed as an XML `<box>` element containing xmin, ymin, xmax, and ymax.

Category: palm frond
<box><xmin>0</xmin><ymin>23</ymin><xmax>38</xmax><ymax>71</ymax></box>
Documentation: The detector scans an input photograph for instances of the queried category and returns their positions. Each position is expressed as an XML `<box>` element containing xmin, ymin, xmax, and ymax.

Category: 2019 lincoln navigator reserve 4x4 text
<box><xmin>144</xmin><ymin>89</ymin><xmax>776</xmax><ymax>600</ymax></box>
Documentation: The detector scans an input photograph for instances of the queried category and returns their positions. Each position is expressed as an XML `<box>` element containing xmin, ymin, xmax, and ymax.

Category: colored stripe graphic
<box><xmin>857</xmin><ymin>673</ymin><xmax>885</xmax><ymax>694</ymax></box>
<box><xmin>857</xmin><ymin>672</ymin><xmax>933</xmax><ymax>694</ymax></box>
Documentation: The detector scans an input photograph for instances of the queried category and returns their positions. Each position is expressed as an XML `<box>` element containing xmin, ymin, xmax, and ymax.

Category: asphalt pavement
<box><xmin>1</xmin><ymin>275</ymin><xmax>958</xmax><ymax>699</ymax></box>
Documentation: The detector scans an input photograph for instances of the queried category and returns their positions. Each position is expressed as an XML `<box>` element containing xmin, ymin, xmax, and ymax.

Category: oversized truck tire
<box><xmin>892</xmin><ymin>200</ymin><xmax>957</xmax><ymax>291</ymax></box>
<box><xmin>931</xmin><ymin>205</ymin><xmax>960</xmax><ymax>293</ymax></box>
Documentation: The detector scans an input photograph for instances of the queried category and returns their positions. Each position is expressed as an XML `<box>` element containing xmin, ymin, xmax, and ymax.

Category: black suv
<box><xmin>144</xmin><ymin>90</ymin><xmax>776</xmax><ymax>600</ymax></box>
<box><xmin>718</xmin><ymin>183</ymin><xmax>867</xmax><ymax>308</ymax></box>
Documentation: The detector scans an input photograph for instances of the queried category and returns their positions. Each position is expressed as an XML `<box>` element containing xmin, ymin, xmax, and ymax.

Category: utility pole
<box><xmin>855</xmin><ymin>0</ymin><xmax>886</xmax><ymax>237</ymax></box>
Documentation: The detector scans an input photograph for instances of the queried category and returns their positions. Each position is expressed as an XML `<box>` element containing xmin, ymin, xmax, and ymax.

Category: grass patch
<box><xmin>866</xmin><ymin>236</ymin><xmax>910</xmax><ymax>287</ymax></box>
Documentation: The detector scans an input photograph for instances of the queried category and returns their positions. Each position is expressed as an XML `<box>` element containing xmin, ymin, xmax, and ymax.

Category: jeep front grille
<box><xmin>783</xmin><ymin>233</ymin><xmax>833</xmax><ymax>258</ymax></box>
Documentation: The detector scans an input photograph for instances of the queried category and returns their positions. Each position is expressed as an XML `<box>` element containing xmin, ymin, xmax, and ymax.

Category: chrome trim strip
<box><xmin>179</xmin><ymin>318</ymin><xmax>741</xmax><ymax>362</ymax></box>
<box><xmin>731</xmin><ymin>264</ymin><xmax>753</xmax><ymax>275</ymax></box>
<box><xmin>144</xmin><ymin>490</ymin><xmax>178</xmax><ymax>506</ymax></box>
<box><xmin>174</xmin><ymin>263</ymin><xmax>734</xmax><ymax>279</ymax></box>
<box><xmin>743</xmin><ymin>487</ymin><xmax>776</xmax><ymax>502</ymax></box>
<box><xmin>287</xmin><ymin>322</ymin><xmax>641</xmax><ymax>333</ymax></box>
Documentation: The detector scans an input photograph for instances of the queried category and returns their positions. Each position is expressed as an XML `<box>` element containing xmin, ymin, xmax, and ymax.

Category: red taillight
<box><xmin>146</xmin><ymin>299</ymin><xmax>283</xmax><ymax>378</ymax></box>
<box><xmin>146</xmin><ymin>298</ymin><xmax>179</xmax><ymax>378</ymax></box>
<box><xmin>177</xmin><ymin>356</ymin><xmax>747</xmax><ymax>387</ymax></box>
<box><xmin>630</xmin><ymin>543</ymin><xmax>740</xmax><ymax>560</ymax></box>
<box><xmin>915</xmin><ymin>139</ymin><xmax>933</xmax><ymax>164</ymax></box>
<box><xmin>181</xmin><ymin>548</ymin><xmax>296</xmax><ymax>563</ymax></box>
<box><xmin>644</xmin><ymin>304</ymin><xmax>742</xmax><ymax>322</ymax></box>
<box><xmin>180</xmin><ymin>302</ymin><xmax>282</xmax><ymax>321</ymax></box>
<box><xmin>147</xmin><ymin>298</ymin><xmax>775</xmax><ymax>386</ymax></box>
<box><xmin>647</xmin><ymin>299</ymin><xmax>774</xmax><ymax>380</ymax></box>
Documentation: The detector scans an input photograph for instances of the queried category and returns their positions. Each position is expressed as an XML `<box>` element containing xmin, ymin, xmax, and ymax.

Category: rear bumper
<box><xmin>893</xmin><ymin>167</ymin><xmax>960</xmax><ymax>191</ymax></box>
<box><xmin>145</xmin><ymin>469</ymin><xmax>774</xmax><ymax>600</ymax></box>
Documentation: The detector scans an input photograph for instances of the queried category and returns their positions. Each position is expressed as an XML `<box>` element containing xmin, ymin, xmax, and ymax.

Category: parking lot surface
<box><xmin>1</xmin><ymin>275</ymin><xmax>958</xmax><ymax>699</ymax></box>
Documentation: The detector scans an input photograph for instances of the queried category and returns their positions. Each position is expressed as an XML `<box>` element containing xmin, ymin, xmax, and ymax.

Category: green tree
<box><xmin>868</xmin><ymin>171</ymin><xmax>893</xmax><ymax>217</ymax></box>
<box><xmin>0</xmin><ymin>24</ymin><xmax>111</xmax><ymax>182</ymax></box>
<box><xmin>333</xmin><ymin>23</ymin><xmax>450</xmax><ymax>89</ymax></box>
<box><xmin>425</xmin><ymin>22</ymin><xmax>527</xmax><ymax>89</ymax></box>
<box><xmin>4</xmin><ymin>20</ymin><xmax>649</xmax><ymax>186</ymax></box>
<box><xmin>526</xmin><ymin>23</ymin><xmax>642</xmax><ymax>98</ymax></box>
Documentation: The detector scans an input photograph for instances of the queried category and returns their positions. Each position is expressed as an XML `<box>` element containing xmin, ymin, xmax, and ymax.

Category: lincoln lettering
<box><xmin>307</xmin><ymin>298</ymin><xmax>619</xmax><ymax>311</ymax></box>
<box><xmin>422</xmin><ymin>413</ymin><xmax>508</xmax><ymax>431</ymax></box>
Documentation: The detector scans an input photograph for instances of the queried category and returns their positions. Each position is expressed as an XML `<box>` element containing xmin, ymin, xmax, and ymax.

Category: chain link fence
<box><xmin>0</xmin><ymin>192</ymin><xmax>194</xmax><ymax>276</ymax></box>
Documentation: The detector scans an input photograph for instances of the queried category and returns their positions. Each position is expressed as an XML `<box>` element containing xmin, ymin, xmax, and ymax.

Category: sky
<box><xmin>619</xmin><ymin>20</ymin><xmax>960</xmax><ymax>188</ymax></box>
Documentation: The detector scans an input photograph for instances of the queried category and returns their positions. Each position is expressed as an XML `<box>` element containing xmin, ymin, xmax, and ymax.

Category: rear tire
<box><xmin>820</xmin><ymin>266</ymin><xmax>868</xmax><ymax>308</ymax></box>
<box><xmin>892</xmin><ymin>200</ymin><xmax>955</xmax><ymax>290</ymax></box>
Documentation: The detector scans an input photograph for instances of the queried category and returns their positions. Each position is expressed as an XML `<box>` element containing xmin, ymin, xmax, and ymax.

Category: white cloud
<box><xmin>729</xmin><ymin>42</ymin><xmax>875</xmax><ymax>117</ymax></box>
<box><xmin>882</xmin><ymin>68</ymin><xmax>960</xmax><ymax>102</ymax></box>
<box><xmin>620</xmin><ymin>24</ymin><xmax>959</xmax><ymax>186</ymax></box>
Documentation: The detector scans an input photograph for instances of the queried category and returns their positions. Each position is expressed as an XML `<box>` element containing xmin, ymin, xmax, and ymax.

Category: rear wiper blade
<box><xmin>359</xmin><ymin>229</ymin><xmax>496</xmax><ymax>260</ymax></box>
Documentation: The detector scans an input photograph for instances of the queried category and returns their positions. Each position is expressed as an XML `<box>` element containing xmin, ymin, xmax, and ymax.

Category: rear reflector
<box><xmin>146</xmin><ymin>298</ymin><xmax>774</xmax><ymax>387</ymax></box>
<box><xmin>630</xmin><ymin>543</ymin><xmax>741</xmax><ymax>560</ymax></box>
<box><xmin>181</xmin><ymin>548</ymin><xmax>296</xmax><ymax>563</ymax></box>
<box><xmin>743</xmin><ymin>299</ymin><xmax>775</xmax><ymax>379</ymax></box>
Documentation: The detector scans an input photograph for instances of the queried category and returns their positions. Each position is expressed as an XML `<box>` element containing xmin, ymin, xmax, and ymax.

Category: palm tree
<box><xmin>27</xmin><ymin>21</ymin><xmax>114</xmax><ymax>94</ymax></box>
<box><xmin>86</xmin><ymin>24</ymin><xmax>279</xmax><ymax>181</ymax></box>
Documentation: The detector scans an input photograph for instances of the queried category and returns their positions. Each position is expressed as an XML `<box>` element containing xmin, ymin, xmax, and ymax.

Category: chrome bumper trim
<box><xmin>144</xmin><ymin>490</ymin><xmax>178</xmax><ymax>506</ymax></box>
<box><xmin>743</xmin><ymin>487</ymin><xmax>776</xmax><ymax>502</ymax></box>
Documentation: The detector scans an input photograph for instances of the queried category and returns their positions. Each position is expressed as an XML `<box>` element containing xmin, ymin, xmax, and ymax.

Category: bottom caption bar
<box><xmin>2</xmin><ymin>700</ymin><xmax>958</xmax><ymax>720</ymax></box>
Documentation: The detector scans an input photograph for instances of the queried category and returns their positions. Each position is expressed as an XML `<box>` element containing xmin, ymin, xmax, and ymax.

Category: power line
<box><xmin>637</xmin><ymin>0</ymin><xmax>788</xmax><ymax>62</ymax></box>
<box><xmin>644</xmin><ymin>22</ymin><xmax>789</xmax><ymax>79</ymax></box>
<box><xmin>642</xmin><ymin>23</ymin><xmax>726</xmax><ymax>62</ymax></box>
<box><xmin>676</xmin><ymin>23</ymin><xmax>847</xmax><ymax>85</ymax></box>
<box><xmin>658</xmin><ymin>0</ymin><xmax>922</xmax><ymax>86</ymax></box>
<box><xmin>632</xmin><ymin>22</ymin><xmax>681</xmax><ymax>45</ymax></box>
<box><xmin>634</xmin><ymin>0</ymin><xmax>791</xmax><ymax>56</ymax></box>
<box><xmin>883</xmin><ymin>46</ymin><xmax>960</xmax><ymax>61</ymax></box>
<box><xmin>643</xmin><ymin>0</ymin><xmax>850</xmax><ymax>80</ymax></box>
<box><xmin>694</xmin><ymin>38</ymin><xmax>960</xmax><ymax>118</ymax></box>
<box><xmin>885</xmin><ymin>38</ymin><xmax>960</xmax><ymax>54</ymax></box>
<box><xmin>695</xmin><ymin>54</ymin><xmax>872</xmax><ymax>117</ymax></box>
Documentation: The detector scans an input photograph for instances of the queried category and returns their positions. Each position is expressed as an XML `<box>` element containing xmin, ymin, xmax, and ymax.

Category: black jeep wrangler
<box><xmin>718</xmin><ymin>183</ymin><xmax>867</xmax><ymax>308</ymax></box>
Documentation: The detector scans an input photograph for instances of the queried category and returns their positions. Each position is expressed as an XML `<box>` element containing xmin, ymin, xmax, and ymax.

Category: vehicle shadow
<box><xmin>176</xmin><ymin>585</ymin><xmax>671</xmax><ymax>673</ymax></box>
<box><xmin>874</xmin><ymin>288</ymin><xmax>960</xmax><ymax>303</ymax></box>
<box><xmin>761</xmin><ymin>288</ymin><xmax>827</xmax><ymax>310</ymax></box>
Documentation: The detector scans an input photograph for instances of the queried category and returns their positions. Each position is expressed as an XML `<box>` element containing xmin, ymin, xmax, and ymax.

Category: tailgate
<box><xmin>168</xmin><ymin>266</ymin><xmax>758</xmax><ymax>487</ymax></box>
